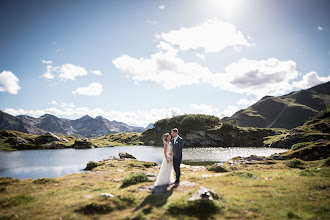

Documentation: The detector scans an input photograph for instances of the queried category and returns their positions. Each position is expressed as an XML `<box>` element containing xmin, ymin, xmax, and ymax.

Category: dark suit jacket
<box><xmin>171</xmin><ymin>136</ymin><xmax>184</xmax><ymax>160</ymax></box>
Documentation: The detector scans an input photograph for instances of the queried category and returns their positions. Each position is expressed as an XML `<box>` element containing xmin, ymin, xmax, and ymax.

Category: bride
<box><xmin>154</xmin><ymin>133</ymin><xmax>175</xmax><ymax>186</ymax></box>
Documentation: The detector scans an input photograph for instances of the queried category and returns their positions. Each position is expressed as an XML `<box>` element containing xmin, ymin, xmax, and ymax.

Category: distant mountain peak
<box><xmin>0</xmin><ymin>111</ymin><xmax>147</xmax><ymax>138</ymax></box>
<box><xmin>79</xmin><ymin>115</ymin><xmax>93</xmax><ymax>120</ymax></box>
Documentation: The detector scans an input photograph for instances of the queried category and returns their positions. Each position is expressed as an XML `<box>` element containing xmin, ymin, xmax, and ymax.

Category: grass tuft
<box><xmin>121</xmin><ymin>173</ymin><xmax>152</xmax><ymax>188</ymax></box>
<box><xmin>285</xmin><ymin>158</ymin><xmax>305</xmax><ymax>168</ymax></box>
<box><xmin>0</xmin><ymin>195</ymin><xmax>34</xmax><ymax>208</ymax></box>
<box><xmin>85</xmin><ymin>161</ymin><xmax>101</xmax><ymax>170</ymax></box>
<box><xmin>167</xmin><ymin>200</ymin><xmax>221</xmax><ymax>217</ymax></box>
<box><xmin>32</xmin><ymin>178</ymin><xmax>59</xmax><ymax>184</ymax></box>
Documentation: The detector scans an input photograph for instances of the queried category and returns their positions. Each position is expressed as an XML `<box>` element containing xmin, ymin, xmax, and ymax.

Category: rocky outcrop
<box><xmin>72</xmin><ymin>139</ymin><xmax>94</xmax><ymax>149</ymax></box>
<box><xmin>119</xmin><ymin>152</ymin><xmax>136</xmax><ymax>159</ymax></box>
<box><xmin>34</xmin><ymin>132</ymin><xmax>62</xmax><ymax>144</ymax></box>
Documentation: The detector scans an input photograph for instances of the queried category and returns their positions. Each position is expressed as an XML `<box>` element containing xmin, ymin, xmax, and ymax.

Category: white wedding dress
<box><xmin>154</xmin><ymin>142</ymin><xmax>175</xmax><ymax>186</ymax></box>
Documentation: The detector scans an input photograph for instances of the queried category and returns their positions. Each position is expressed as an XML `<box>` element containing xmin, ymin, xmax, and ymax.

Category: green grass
<box><xmin>121</xmin><ymin>173</ymin><xmax>152</xmax><ymax>188</ymax></box>
<box><xmin>207</xmin><ymin>164</ymin><xmax>228</xmax><ymax>173</ymax></box>
<box><xmin>285</xmin><ymin>158</ymin><xmax>305</xmax><ymax>168</ymax></box>
<box><xmin>0</xmin><ymin>158</ymin><xmax>329</xmax><ymax>219</ymax></box>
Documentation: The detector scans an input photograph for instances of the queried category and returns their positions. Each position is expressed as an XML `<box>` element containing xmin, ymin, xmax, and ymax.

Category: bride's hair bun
<box><xmin>162</xmin><ymin>133</ymin><xmax>170</xmax><ymax>143</ymax></box>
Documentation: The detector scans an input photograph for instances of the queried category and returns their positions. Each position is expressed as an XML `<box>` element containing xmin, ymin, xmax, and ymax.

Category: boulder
<box><xmin>270</xmin><ymin>153</ymin><xmax>283</xmax><ymax>160</ymax></box>
<box><xmin>106</xmin><ymin>144</ymin><xmax>114</xmax><ymax>148</ymax></box>
<box><xmin>45</xmin><ymin>141</ymin><xmax>66</xmax><ymax>149</ymax></box>
<box><xmin>188</xmin><ymin>186</ymin><xmax>218</xmax><ymax>202</ymax></box>
<box><xmin>119</xmin><ymin>152</ymin><xmax>136</xmax><ymax>159</ymax></box>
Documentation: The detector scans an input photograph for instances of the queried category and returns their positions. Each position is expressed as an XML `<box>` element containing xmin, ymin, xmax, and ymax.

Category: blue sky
<box><xmin>0</xmin><ymin>0</ymin><xmax>329</xmax><ymax>127</ymax></box>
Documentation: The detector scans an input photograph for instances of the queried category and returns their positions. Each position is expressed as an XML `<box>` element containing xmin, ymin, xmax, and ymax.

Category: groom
<box><xmin>170</xmin><ymin>128</ymin><xmax>184</xmax><ymax>187</ymax></box>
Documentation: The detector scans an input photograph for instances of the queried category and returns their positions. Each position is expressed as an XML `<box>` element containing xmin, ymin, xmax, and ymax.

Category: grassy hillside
<box><xmin>0</xmin><ymin>156</ymin><xmax>329</xmax><ymax>219</ymax></box>
<box><xmin>224</xmin><ymin>81</ymin><xmax>330</xmax><ymax>129</ymax></box>
<box><xmin>266</xmin><ymin>107</ymin><xmax>330</xmax><ymax>160</ymax></box>
<box><xmin>141</xmin><ymin>114</ymin><xmax>287</xmax><ymax>147</ymax></box>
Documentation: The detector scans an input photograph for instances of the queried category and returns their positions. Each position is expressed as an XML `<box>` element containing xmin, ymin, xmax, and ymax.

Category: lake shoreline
<box><xmin>0</xmin><ymin>146</ymin><xmax>288</xmax><ymax>180</ymax></box>
<box><xmin>0</xmin><ymin>156</ymin><xmax>329</xmax><ymax>219</ymax></box>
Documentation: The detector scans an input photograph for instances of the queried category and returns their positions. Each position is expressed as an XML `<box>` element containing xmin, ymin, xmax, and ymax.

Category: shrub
<box><xmin>323</xmin><ymin>157</ymin><xmax>330</xmax><ymax>167</ymax></box>
<box><xmin>228</xmin><ymin>172</ymin><xmax>256</xmax><ymax>178</ymax></box>
<box><xmin>32</xmin><ymin>178</ymin><xmax>58</xmax><ymax>184</ymax></box>
<box><xmin>121</xmin><ymin>173</ymin><xmax>151</xmax><ymax>188</ymax></box>
<box><xmin>77</xmin><ymin>201</ymin><xmax>113</xmax><ymax>215</ymax></box>
<box><xmin>85</xmin><ymin>161</ymin><xmax>101</xmax><ymax>170</ymax></box>
<box><xmin>0</xmin><ymin>195</ymin><xmax>34</xmax><ymax>208</ymax></box>
<box><xmin>291</xmin><ymin>142</ymin><xmax>312</xmax><ymax>150</ymax></box>
<box><xmin>313</xmin><ymin>106</ymin><xmax>330</xmax><ymax>120</ymax></box>
<box><xmin>285</xmin><ymin>158</ymin><xmax>305</xmax><ymax>168</ymax></box>
<box><xmin>219</xmin><ymin>121</ymin><xmax>238</xmax><ymax>132</ymax></box>
<box><xmin>118</xmin><ymin>193</ymin><xmax>136</xmax><ymax>204</ymax></box>
<box><xmin>207</xmin><ymin>164</ymin><xmax>228</xmax><ymax>173</ymax></box>
<box><xmin>142</xmin><ymin>161</ymin><xmax>158</xmax><ymax>168</ymax></box>
<box><xmin>167</xmin><ymin>200</ymin><xmax>221</xmax><ymax>217</ymax></box>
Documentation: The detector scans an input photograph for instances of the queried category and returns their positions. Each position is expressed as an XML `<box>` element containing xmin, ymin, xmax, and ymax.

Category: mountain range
<box><xmin>0</xmin><ymin>112</ymin><xmax>146</xmax><ymax>137</ymax></box>
<box><xmin>223</xmin><ymin>81</ymin><xmax>330</xmax><ymax>129</ymax></box>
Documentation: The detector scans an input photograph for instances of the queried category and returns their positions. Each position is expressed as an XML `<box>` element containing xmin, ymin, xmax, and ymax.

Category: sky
<box><xmin>0</xmin><ymin>0</ymin><xmax>329</xmax><ymax>127</ymax></box>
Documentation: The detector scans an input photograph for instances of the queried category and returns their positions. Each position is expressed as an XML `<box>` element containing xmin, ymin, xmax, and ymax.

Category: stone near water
<box><xmin>270</xmin><ymin>153</ymin><xmax>283</xmax><ymax>160</ymax></box>
<box><xmin>119</xmin><ymin>152</ymin><xmax>136</xmax><ymax>159</ymax></box>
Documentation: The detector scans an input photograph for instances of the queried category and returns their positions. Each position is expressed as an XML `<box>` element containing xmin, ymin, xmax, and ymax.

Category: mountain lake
<box><xmin>0</xmin><ymin>146</ymin><xmax>288</xmax><ymax>179</ymax></box>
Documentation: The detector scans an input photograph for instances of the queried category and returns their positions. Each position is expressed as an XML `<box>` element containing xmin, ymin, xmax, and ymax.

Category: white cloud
<box><xmin>292</xmin><ymin>71</ymin><xmax>330</xmax><ymax>89</ymax></box>
<box><xmin>42</xmin><ymin>65</ymin><xmax>55</xmax><ymax>79</ymax></box>
<box><xmin>42</xmin><ymin>60</ymin><xmax>53</xmax><ymax>64</ymax></box>
<box><xmin>207</xmin><ymin>58</ymin><xmax>298</xmax><ymax>96</ymax></box>
<box><xmin>57</xmin><ymin>64</ymin><xmax>88</xmax><ymax>80</ymax></box>
<box><xmin>113</xmin><ymin>42</ymin><xmax>212</xmax><ymax>90</ymax></box>
<box><xmin>91</xmin><ymin>70</ymin><xmax>102</xmax><ymax>75</ymax></box>
<box><xmin>72</xmin><ymin>82</ymin><xmax>103</xmax><ymax>96</ymax></box>
<box><xmin>4</xmin><ymin>106</ymin><xmax>184</xmax><ymax>127</ymax></box>
<box><xmin>196</xmin><ymin>53</ymin><xmax>206</xmax><ymax>61</ymax></box>
<box><xmin>41</xmin><ymin>61</ymin><xmax>88</xmax><ymax>81</ymax></box>
<box><xmin>48</xmin><ymin>101</ymin><xmax>58</xmax><ymax>105</ymax></box>
<box><xmin>0</xmin><ymin>71</ymin><xmax>21</xmax><ymax>95</ymax></box>
<box><xmin>189</xmin><ymin>104</ymin><xmax>239</xmax><ymax>118</ymax></box>
<box><xmin>158</xmin><ymin>5</ymin><xmax>166</xmax><ymax>10</ymax></box>
<box><xmin>114</xmin><ymin>49</ymin><xmax>300</xmax><ymax>97</ymax></box>
<box><xmin>157</xmin><ymin>18</ymin><xmax>251</xmax><ymax>53</ymax></box>
<box><xmin>317</xmin><ymin>26</ymin><xmax>323</xmax><ymax>31</ymax></box>
<box><xmin>236</xmin><ymin>98</ymin><xmax>258</xmax><ymax>106</ymax></box>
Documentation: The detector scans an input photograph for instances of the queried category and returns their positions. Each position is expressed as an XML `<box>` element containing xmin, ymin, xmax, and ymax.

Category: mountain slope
<box><xmin>0</xmin><ymin>111</ymin><xmax>145</xmax><ymax>137</ymax></box>
<box><xmin>224</xmin><ymin>81</ymin><xmax>330</xmax><ymax>129</ymax></box>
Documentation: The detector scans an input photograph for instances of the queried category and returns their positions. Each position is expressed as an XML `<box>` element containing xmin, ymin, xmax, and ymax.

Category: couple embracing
<box><xmin>154</xmin><ymin>128</ymin><xmax>184</xmax><ymax>187</ymax></box>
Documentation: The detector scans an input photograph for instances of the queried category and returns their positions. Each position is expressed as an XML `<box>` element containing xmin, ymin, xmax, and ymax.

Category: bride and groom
<box><xmin>154</xmin><ymin>128</ymin><xmax>184</xmax><ymax>187</ymax></box>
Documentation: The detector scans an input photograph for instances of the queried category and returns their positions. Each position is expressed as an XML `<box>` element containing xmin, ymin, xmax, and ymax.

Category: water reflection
<box><xmin>0</xmin><ymin>146</ymin><xmax>287</xmax><ymax>179</ymax></box>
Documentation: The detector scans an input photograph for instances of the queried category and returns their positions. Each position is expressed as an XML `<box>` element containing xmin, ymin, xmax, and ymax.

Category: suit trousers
<box><xmin>173</xmin><ymin>158</ymin><xmax>181</xmax><ymax>182</ymax></box>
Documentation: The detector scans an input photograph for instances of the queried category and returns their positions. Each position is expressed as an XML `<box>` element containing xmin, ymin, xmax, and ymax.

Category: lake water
<box><xmin>0</xmin><ymin>146</ymin><xmax>288</xmax><ymax>179</ymax></box>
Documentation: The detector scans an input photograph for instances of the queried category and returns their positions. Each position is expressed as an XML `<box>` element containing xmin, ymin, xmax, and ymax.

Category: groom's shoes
<box><xmin>174</xmin><ymin>181</ymin><xmax>180</xmax><ymax>187</ymax></box>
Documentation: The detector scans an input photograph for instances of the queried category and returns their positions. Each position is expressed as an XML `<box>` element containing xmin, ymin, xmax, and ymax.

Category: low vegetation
<box><xmin>121</xmin><ymin>173</ymin><xmax>152</xmax><ymax>188</ymax></box>
<box><xmin>0</xmin><ymin>156</ymin><xmax>329</xmax><ymax>219</ymax></box>
<box><xmin>285</xmin><ymin>158</ymin><xmax>306</xmax><ymax>169</ymax></box>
